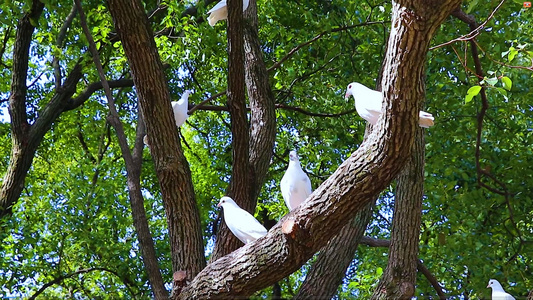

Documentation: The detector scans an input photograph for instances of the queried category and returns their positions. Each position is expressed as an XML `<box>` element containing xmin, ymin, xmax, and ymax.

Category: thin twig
<box><xmin>267</xmin><ymin>21</ymin><xmax>387</xmax><ymax>72</ymax></box>
<box><xmin>360</xmin><ymin>236</ymin><xmax>446</xmax><ymax>299</ymax></box>
<box><xmin>430</xmin><ymin>0</ymin><xmax>506</xmax><ymax>50</ymax></box>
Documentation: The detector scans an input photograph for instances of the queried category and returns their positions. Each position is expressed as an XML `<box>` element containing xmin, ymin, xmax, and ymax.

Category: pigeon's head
<box><xmin>345</xmin><ymin>82</ymin><xmax>367</xmax><ymax>99</ymax></box>
<box><xmin>289</xmin><ymin>150</ymin><xmax>299</xmax><ymax>162</ymax></box>
<box><xmin>217</xmin><ymin>196</ymin><xmax>236</xmax><ymax>208</ymax></box>
<box><xmin>183</xmin><ymin>90</ymin><xmax>193</xmax><ymax>98</ymax></box>
<box><xmin>345</xmin><ymin>82</ymin><xmax>357</xmax><ymax>99</ymax></box>
<box><xmin>487</xmin><ymin>279</ymin><xmax>503</xmax><ymax>290</ymax></box>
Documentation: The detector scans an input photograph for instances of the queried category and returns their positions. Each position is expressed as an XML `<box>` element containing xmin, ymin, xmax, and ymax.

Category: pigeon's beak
<box><xmin>486</xmin><ymin>284</ymin><xmax>490</xmax><ymax>288</ymax></box>
<box><xmin>345</xmin><ymin>92</ymin><xmax>350</xmax><ymax>99</ymax></box>
<box><xmin>217</xmin><ymin>202</ymin><xmax>221</xmax><ymax>208</ymax></box>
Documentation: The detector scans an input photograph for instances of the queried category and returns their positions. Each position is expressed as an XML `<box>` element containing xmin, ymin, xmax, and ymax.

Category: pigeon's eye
<box><xmin>348</xmin><ymin>84</ymin><xmax>352</xmax><ymax>89</ymax></box>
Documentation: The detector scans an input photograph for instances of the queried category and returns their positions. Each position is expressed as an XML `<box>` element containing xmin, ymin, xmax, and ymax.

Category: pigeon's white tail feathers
<box><xmin>207</xmin><ymin>0</ymin><xmax>248</xmax><ymax>26</ymax></box>
<box><xmin>208</xmin><ymin>9</ymin><xmax>227</xmax><ymax>26</ymax></box>
<box><xmin>418</xmin><ymin>111</ymin><xmax>434</xmax><ymax>128</ymax></box>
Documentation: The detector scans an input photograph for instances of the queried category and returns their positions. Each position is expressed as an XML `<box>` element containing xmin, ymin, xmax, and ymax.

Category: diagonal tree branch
<box><xmin>107</xmin><ymin>0</ymin><xmax>206</xmax><ymax>284</ymax></box>
<box><xmin>176</xmin><ymin>1</ymin><xmax>462</xmax><ymax>297</ymax></box>
<box><xmin>430</xmin><ymin>0</ymin><xmax>506</xmax><ymax>50</ymax></box>
<box><xmin>64</xmin><ymin>78</ymin><xmax>134</xmax><ymax>111</ymax></box>
<box><xmin>53</xmin><ymin>3</ymin><xmax>78</xmax><ymax>89</ymax></box>
<box><xmin>74</xmin><ymin>0</ymin><xmax>168</xmax><ymax>298</ymax></box>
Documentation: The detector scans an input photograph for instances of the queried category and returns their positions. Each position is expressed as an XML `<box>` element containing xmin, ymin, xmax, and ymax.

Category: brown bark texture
<box><xmin>176</xmin><ymin>0</ymin><xmax>461</xmax><ymax>298</ymax></box>
<box><xmin>360</xmin><ymin>237</ymin><xmax>447</xmax><ymax>299</ymax></box>
<box><xmin>1</xmin><ymin>0</ymin><xmax>87</xmax><ymax>221</ymax></box>
<box><xmin>294</xmin><ymin>35</ymin><xmax>388</xmax><ymax>300</ymax></box>
<box><xmin>210</xmin><ymin>0</ymin><xmax>252</xmax><ymax>261</ymax></box>
<box><xmin>295</xmin><ymin>201</ymin><xmax>374</xmax><ymax>299</ymax></box>
<box><xmin>243</xmin><ymin>0</ymin><xmax>276</xmax><ymax>201</ymax></box>
<box><xmin>371</xmin><ymin>127</ymin><xmax>425</xmax><ymax>300</ymax></box>
<box><xmin>106</xmin><ymin>0</ymin><xmax>206</xmax><ymax>278</ymax></box>
<box><xmin>74</xmin><ymin>0</ymin><xmax>168</xmax><ymax>296</ymax></box>
<box><xmin>210</xmin><ymin>0</ymin><xmax>277</xmax><ymax>262</ymax></box>
<box><xmin>0</xmin><ymin>0</ymin><xmax>134</xmax><ymax>234</ymax></box>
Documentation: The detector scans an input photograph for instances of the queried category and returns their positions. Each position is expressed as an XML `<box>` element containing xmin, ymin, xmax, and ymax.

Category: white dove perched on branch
<box><xmin>345</xmin><ymin>82</ymin><xmax>434</xmax><ymax>128</ymax></box>
<box><xmin>142</xmin><ymin>90</ymin><xmax>192</xmax><ymax>147</ymax></box>
<box><xmin>487</xmin><ymin>279</ymin><xmax>516</xmax><ymax>300</ymax></box>
<box><xmin>207</xmin><ymin>0</ymin><xmax>250</xmax><ymax>26</ymax></box>
<box><xmin>172</xmin><ymin>90</ymin><xmax>192</xmax><ymax>128</ymax></box>
<box><xmin>280</xmin><ymin>150</ymin><xmax>312</xmax><ymax>211</ymax></box>
<box><xmin>218</xmin><ymin>196</ymin><xmax>267</xmax><ymax>244</ymax></box>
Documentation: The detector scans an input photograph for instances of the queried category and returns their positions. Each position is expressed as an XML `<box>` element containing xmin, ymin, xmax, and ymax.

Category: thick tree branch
<box><xmin>296</xmin><ymin>202</ymin><xmax>374</xmax><ymax>299</ymax></box>
<box><xmin>0</xmin><ymin>0</ymin><xmax>94</xmax><ymax>220</ymax></box>
<box><xmin>177</xmin><ymin>1</ymin><xmax>461</xmax><ymax>297</ymax></box>
<box><xmin>7</xmin><ymin>0</ymin><xmax>44</xmax><ymax>143</ymax></box>
<box><xmin>371</xmin><ymin>126</ymin><xmax>425</xmax><ymax>300</ymax></box>
<box><xmin>295</xmin><ymin>39</ymin><xmax>389</xmax><ymax>299</ymax></box>
<box><xmin>244</xmin><ymin>0</ymin><xmax>277</xmax><ymax>202</ymax></box>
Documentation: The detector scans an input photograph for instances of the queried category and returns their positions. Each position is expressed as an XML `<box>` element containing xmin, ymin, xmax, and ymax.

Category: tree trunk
<box><xmin>210</xmin><ymin>0</ymin><xmax>277</xmax><ymax>261</ymax></box>
<box><xmin>371</xmin><ymin>127</ymin><xmax>425</xmax><ymax>300</ymax></box>
<box><xmin>106</xmin><ymin>0</ymin><xmax>206</xmax><ymax>279</ymax></box>
<box><xmin>295</xmin><ymin>35</ymin><xmax>389</xmax><ymax>300</ymax></box>
<box><xmin>243</xmin><ymin>0</ymin><xmax>276</xmax><ymax>201</ymax></box>
<box><xmin>176</xmin><ymin>1</ymin><xmax>461</xmax><ymax>297</ymax></box>
<box><xmin>209</xmin><ymin>0</ymin><xmax>252</xmax><ymax>260</ymax></box>
<box><xmin>295</xmin><ymin>201</ymin><xmax>374</xmax><ymax>299</ymax></box>
<box><xmin>0</xmin><ymin>0</ymin><xmax>89</xmax><ymax>222</ymax></box>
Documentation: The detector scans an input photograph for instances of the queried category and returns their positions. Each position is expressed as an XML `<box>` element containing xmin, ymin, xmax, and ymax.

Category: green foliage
<box><xmin>1</xmin><ymin>0</ymin><xmax>532</xmax><ymax>298</ymax></box>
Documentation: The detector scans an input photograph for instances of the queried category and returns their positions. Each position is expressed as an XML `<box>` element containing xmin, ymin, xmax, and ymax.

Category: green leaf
<box><xmin>508</xmin><ymin>46</ymin><xmax>518</xmax><ymax>62</ymax></box>
<box><xmin>485</xmin><ymin>77</ymin><xmax>498</xmax><ymax>86</ymax></box>
<box><xmin>501</xmin><ymin>76</ymin><xmax>512</xmax><ymax>91</ymax></box>
<box><xmin>465</xmin><ymin>85</ymin><xmax>482</xmax><ymax>103</ymax></box>
<box><xmin>466</xmin><ymin>0</ymin><xmax>479</xmax><ymax>13</ymax></box>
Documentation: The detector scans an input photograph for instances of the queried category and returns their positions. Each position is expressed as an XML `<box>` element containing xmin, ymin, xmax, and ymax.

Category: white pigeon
<box><xmin>345</xmin><ymin>82</ymin><xmax>434</xmax><ymax>128</ymax></box>
<box><xmin>280</xmin><ymin>150</ymin><xmax>312</xmax><ymax>211</ymax></box>
<box><xmin>171</xmin><ymin>90</ymin><xmax>192</xmax><ymax>128</ymax></box>
<box><xmin>487</xmin><ymin>279</ymin><xmax>516</xmax><ymax>300</ymax></box>
<box><xmin>218</xmin><ymin>196</ymin><xmax>267</xmax><ymax>244</ymax></box>
<box><xmin>207</xmin><ymin>0</ymin><xmax>250</xmax><ymax>26</ymax></box>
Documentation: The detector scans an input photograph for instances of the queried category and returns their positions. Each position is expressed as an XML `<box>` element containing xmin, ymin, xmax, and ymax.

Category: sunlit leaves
<box><xmin>465</xmin><ymin>85</ymin><xmax>482</xmax><ymax>103</ymax></box>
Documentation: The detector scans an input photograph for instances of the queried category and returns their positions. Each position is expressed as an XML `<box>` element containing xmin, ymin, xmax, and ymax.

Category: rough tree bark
<box><xmin>176</xmin><ymin>0</ymin><xmax>461</xmax><ymax>298</ymax></box>
<box><xmin>295</xmin><ymin>39</ymin><xmax>390</xmax><ymax>300</ymax></box>
<box><xmin>0</xmin><ymin>0</ymin><xmax>133</xmax><ymax>232</ymax></box>
<box><xmin>1</xmin><ymin>0</ymin><xmax>82</xmax><ymax>221</ymax></box>
<box><xmin>361</xmin><ymin>237</ymin><xmax>447</xmax><ymax>299</ymax></box>
<box><xmin>295</xmin><ymin>201</ymin><xmax>374</xmax><ymax>299</ymax></box>
<box><xmin>210</xmin><ymin>0</ymin><xmax>277</xmax><ymax>261</ymax></box>
<box><xmin>209</xmin><ymin>0</ymin><xmax>252</xmax><ymax>261</ymax></box>
<box><xmin>106</xmin><ymin>0</ymin><xmax>206</xmax><ymax>279</ymax></box>
<box><xmin>243</xmin><ymin>0</ymin><xmax>276</xmax><ymax>202</ymax></box>
<box><xmin>371</xmin><ymin>127</ymin><xmax>425</xmax><ymax>299</ymax></box>
<box><xmin>74</xmin><ymin>0</ymin><xmax>167</xmax><ymax>297</ymax></box>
